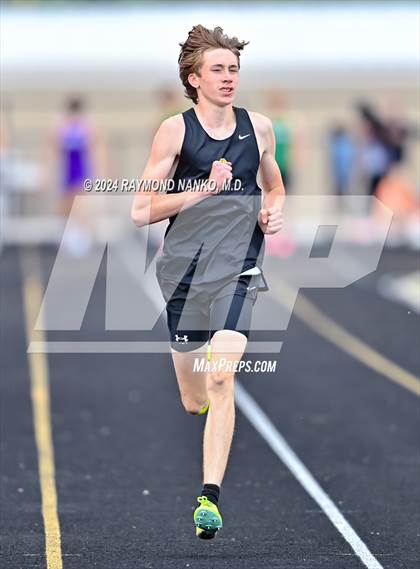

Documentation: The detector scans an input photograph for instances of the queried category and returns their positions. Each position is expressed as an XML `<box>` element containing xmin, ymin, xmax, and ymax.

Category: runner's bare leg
<box><xmin>171</xmin><ymin>344</ymin><xmax>209</xmax><ymax>415</ymax></box>
<box><xmin>203</xmin><ymin>330</ymin><xmax>247</xmax><ymax>485</ymax></box>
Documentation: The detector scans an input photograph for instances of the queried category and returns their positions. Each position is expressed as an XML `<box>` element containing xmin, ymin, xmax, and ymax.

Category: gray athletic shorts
<box><xmin>159</xmin><ymin>273</ymin><xmax>267</xmax><ymax>352</ymax></box>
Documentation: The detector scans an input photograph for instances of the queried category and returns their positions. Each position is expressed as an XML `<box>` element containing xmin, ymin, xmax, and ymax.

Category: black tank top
<box><xmin>156</xmin><ymin>106</ymin><xmax>265</xmax><ymax>288</ymax></box>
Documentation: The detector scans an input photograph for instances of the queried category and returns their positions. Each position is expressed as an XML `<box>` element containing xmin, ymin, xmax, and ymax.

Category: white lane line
<box><xmin>377</xmin><ymin>271</ymin><xmax>420</xmax><ymax>314</ymax></box>
<box><xmin>328</xmin><ymin>249</ymin><xmax>419</xmax><ymax>314</ymax></box>
<box><xmin>235</xmin><ymin>382</ymin><xmax>384</xmax><ymax>569</ymax></box>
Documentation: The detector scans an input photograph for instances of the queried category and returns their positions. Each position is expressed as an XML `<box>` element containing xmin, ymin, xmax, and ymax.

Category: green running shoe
<box><xmin>194</xmin><ymin>496</ymin><xmax>223</xmax><ymax>539</ymax></box>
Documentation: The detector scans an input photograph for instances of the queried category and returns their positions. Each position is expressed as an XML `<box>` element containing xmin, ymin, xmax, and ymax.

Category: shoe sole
<box><xmin>195</xmin><ymin>509</ymin><xmax>222</xmax><ymax>539</ymax></box>
<box><xmin>196</xmin><ymin>527</ymin><xmax>217</xmax><ymax>540</ymax></box>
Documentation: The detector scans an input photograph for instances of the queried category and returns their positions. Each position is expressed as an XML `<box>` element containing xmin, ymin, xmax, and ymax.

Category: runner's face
<box><xmin>190</xmin><ymin>49</ymin><xmax>239</xmax><ymax>105</ymax></box>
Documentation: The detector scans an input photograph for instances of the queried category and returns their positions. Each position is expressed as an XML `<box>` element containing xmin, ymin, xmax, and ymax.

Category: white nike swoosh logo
<box><xmin>238</xmin><ymin>134</ymin><xmax>251</xmax><ymax>140</ymax></box>
<box><xmin>247</xmin><ymin>286</ymin><xmax>257</xmax><ymax>291</ymax></box>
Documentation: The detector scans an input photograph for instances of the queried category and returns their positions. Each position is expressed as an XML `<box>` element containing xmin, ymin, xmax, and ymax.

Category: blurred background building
<box><xmin>1</xmin><ymin>0</ymin><xmax>419</xmax><ymax>251</ymax></box>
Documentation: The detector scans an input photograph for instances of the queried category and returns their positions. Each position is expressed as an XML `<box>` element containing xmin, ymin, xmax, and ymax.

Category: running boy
<box><xmin>131</xmin><ymin>25</ymin><xmax>284</xmax><ymax>539</ymax></box>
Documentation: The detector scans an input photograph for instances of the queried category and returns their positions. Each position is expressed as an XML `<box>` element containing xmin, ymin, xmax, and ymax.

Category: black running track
<box><xmin>1</xmin><ymin>245</ymin><xmax>419</xmax><ymax>569</ymax></box>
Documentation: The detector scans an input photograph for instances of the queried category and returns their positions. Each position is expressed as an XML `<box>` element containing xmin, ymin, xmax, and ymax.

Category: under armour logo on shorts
<box><xmin>175</xmin><ymin>334</ymin><xmax>189</xmax><ymax>344</ymax></box>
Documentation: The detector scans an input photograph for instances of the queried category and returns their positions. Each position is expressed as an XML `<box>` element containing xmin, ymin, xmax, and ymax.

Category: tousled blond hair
<box><xmin>178</xmin><ymin>25</ymin><xmax>249</xmax><ymax>104</ymax></box>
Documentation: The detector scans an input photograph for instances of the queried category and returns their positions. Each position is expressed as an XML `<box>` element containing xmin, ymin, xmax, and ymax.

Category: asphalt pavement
<box><xmin>1</xmin><ymin>245</ymin><xmax>419</xmax><ymax>569</ymax></box>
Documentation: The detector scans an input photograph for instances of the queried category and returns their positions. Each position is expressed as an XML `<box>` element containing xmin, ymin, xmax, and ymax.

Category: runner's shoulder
<box><xmin>159</xmin><ymin>113</ymin><xmax>185</xmax><ymax>135</ymax></box>
<box><xmin>248</xmin><ymin>111</ymin><xmax>273</xmax><ymax>135</ymax></box>
<box><xmin>156</xmin><ymin>114</ymin><xmax>185</xmax><ymax>152</ymax></box>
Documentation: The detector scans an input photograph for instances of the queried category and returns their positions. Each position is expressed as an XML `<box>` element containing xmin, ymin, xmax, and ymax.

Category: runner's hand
<box><xmin>208</xmin><ymin>160</ymin><xmax>233</xmax><ymax>193</ymax></box>
<box><xmin>258</xmin><ymin>207</ymin><xmax>283</xmax><ymax>234</ymax></box>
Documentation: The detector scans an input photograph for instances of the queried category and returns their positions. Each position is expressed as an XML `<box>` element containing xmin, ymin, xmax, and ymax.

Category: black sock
<box><xmin>201</xmin><ymin>483</ymin><xmax>220</xmax><ymax>506</ymax></box>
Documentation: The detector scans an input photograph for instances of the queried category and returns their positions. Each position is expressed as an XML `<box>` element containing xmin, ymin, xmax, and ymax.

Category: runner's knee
<box><xmin>181</xmin><ymin>395</ymin><xmax>208</xmax><ymax>415</ymax></box>
<box><xmin>210</xmin><ymin>330</ymin><xmax>247</xmax><ymax>356</ymax></box>
<box><xmin>207</xmin><ymin>369</ymin><xmax>234</xmax><ymax>392</ymax></box>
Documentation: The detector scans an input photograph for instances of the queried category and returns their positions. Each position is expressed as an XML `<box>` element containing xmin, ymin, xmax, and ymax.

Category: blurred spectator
<box><xmin>52</xmin><ymin>97</ymin><xmax>93</xmax><ymax>213</ymax></box>
<box><xmin>374</xmin><ymin>164</ymin><xmax>420</xmax><ymax>249</ymax></box>
<box><xmin>356</xmin><ymin>100</ymin><xmax>417</xmax><ymax>197</ymax></box>
<box><xmin>47</xmin><ymin>97</ymin><xmax>104</xmax><ymax>256</ymax></box>
<box><xmin>356</xmin><ymin>102</ymin><xmax>391</xmax><ymax>196</ymax></box>
<box><xmin>383</xmin><ymin>98</ymin><xmax>414</xmax><ymax>166</ymax></box>
<box><xmin>267</xmin><ymin>91</ymin><xmax>293</xmax><ymax>189</ymax></box>
<box><xmin>264</xmin><ymin>91</ymin><xmax>301</xmax><ymax>256</ymax></box>
<box><xmin>328</xmin><ymin>124</ymin><xmax>355</xmax><ymax>195</ymax></box>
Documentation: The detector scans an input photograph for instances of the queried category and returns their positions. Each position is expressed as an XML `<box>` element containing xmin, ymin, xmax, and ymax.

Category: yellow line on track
<box><xmin>271</xmin><ymin>280</ymin><xmax>420</xmax><ymax>397</ymax></box>
<box><xmin>22</xmin><ymin>257</ymin><xmax>63</xmax><ymax>569</ymax></box>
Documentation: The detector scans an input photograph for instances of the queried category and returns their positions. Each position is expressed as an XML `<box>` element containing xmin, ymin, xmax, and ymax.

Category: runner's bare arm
<box><xmin>251</xmin><ymin>113</ymin><xmax>285</xmax><ymax>234</ymax></box>
<box><xmin>131</xmin><ymin>116</ymin><xmax>219</xmax><ymax>227</ymax></box>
